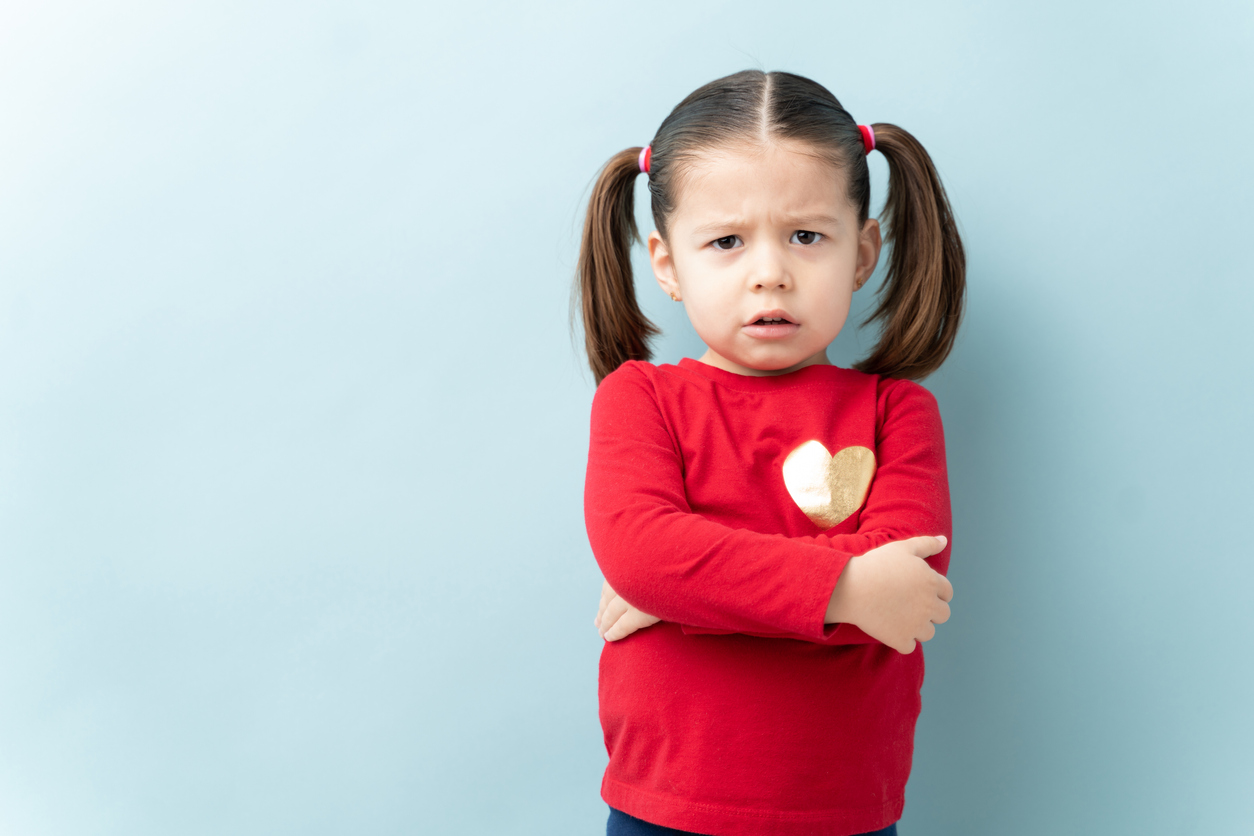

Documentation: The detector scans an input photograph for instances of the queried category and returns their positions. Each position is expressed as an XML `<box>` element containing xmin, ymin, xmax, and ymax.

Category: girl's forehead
<box><xmin>671</xmin><ymin>140</ymin><xmax>853</xmax><ymax>224</ymax></box>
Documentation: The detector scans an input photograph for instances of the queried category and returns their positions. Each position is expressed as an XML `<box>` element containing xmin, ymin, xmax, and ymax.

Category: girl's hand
<box><xmin>825</xmin><ymin>535</ymin><xmax>953</xmax><ymax>654</ymax></box>
<box><xmin>595</xmin><ymin>579</ymin><xmax>662</xmax><ymax>641</ymax></box>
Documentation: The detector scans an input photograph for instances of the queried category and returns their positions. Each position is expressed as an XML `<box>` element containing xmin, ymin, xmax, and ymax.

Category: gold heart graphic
<box><xmin>782</xmin><ymin>441</ymin><xmax>876</xmax><ymax>529</ymax></box>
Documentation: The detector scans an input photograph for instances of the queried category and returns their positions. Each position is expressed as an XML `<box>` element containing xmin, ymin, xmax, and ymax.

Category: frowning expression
<box><xmin>648</xmin><ymin>139</ymin><xmax>881</xmax><ymax>376</ymax></box>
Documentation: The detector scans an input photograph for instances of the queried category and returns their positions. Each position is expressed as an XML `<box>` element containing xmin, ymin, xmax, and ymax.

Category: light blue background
<box><xmin>1</xmin><ymin>2</ymin><xmax>1251</xmax><ymax>834</ymax></box>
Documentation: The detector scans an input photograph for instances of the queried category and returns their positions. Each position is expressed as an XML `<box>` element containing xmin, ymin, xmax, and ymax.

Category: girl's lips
<box><xmin>743</xmin><ymin>321</ymin><xmax>800</xmax><ymax>339</ymax></box>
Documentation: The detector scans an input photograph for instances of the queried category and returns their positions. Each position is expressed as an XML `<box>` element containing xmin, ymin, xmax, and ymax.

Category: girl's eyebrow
<box><xmin>689</xmin><ymin>214</ymin><xmax>844</xmax><ymax>236</ymax></box>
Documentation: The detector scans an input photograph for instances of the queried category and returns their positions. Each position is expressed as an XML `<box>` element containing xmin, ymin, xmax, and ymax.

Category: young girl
<box><xmin>578</xmin><ymin>70</ymin><xmax>964</xmax><ymax>836</ymax></box>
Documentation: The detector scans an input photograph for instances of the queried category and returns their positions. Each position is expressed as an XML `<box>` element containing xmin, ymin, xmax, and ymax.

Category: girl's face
<box><xmin>647</xmin><ymin>139</ymin><xmax>882</xmax><ymax>377</ymax></box>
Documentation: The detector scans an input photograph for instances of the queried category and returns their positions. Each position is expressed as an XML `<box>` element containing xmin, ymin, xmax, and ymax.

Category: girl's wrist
<box><xmin>824</xmin><ymin>556</ymin><xmax>863</xmax><ymax>626</ymax></box>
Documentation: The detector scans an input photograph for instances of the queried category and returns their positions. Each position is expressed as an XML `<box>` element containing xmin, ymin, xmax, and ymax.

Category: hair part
<box><xmin>574</xmin><ymin>69</ymin><xmax>965</xmax><ymax>385</ymax></box>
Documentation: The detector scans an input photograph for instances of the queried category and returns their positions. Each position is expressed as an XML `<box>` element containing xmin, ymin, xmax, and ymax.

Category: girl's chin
<box><xmin>706</xmin><ymin>348</ymin><xmax>823</xmax><ymax>377</ymax></box>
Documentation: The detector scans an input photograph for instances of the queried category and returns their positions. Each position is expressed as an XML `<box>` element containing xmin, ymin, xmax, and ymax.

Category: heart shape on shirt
<box><xmin>782</xmin><ymin>441</ymin><xmax>876</xmax><ymax>529</ymax></box>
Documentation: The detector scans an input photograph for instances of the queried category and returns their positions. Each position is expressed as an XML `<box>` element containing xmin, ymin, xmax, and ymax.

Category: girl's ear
<box><xmin>648</xmin><ymin>230</ymin><xmax>682</xmax><ymax>301</ymax></box>
<box><xmin>854</xmin><ymin>218</ymin><xmax>883</xmax><ymax>290</ymax></box>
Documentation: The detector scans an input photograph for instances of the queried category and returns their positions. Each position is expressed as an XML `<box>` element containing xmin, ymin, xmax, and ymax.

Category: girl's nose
<box><xmin>748</xmin><ymin>244</ymin><xmax>791</xmax><ymax>291</ymax></box>
<box><xmin>752</xmin><ymin>275</ymin><xmax>790</xmax><ymax>291</ymax></box>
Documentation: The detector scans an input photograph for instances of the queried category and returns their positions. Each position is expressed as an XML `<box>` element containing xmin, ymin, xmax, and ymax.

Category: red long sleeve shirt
<box><xmin>584</xmin><ymin>357</ymin><xmax>952</xmax><ymax>836</ymax></box>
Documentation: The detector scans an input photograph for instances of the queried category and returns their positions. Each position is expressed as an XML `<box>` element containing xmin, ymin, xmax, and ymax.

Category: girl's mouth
<box><xmin>743</xmin><ymin>316</ymin><xmax>800</xmax><ymax>339</ymax></box>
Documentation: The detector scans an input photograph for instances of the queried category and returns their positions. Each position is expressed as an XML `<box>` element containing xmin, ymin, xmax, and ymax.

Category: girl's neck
<box><xmin>695</xmin><ymin>348</ymin><xmax>833</xmax><ymax>377</ymax></box>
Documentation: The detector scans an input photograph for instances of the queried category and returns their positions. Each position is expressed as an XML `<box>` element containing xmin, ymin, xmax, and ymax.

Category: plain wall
<box><xmin>1</xmin><ymin>1</ymin><xmax>1251</xmax><ymax>833</ymax></box>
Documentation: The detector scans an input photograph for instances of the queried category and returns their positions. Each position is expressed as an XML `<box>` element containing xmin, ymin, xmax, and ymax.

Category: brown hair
<box><xmin>574</xmin><ymin>69</ymin><xmax>965</xmax><ymax>385</ymax></box>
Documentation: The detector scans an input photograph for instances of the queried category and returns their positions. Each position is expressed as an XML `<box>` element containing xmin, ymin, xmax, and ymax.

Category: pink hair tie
<box><xmin>638</xmin><ymin>145</ymin><xmax>652</xmax><ymax>175</ymax></box>
<box><xmin>858</xmin><ymin>124</ymin><xmax>875</xmax><ymax>155</ymax></box>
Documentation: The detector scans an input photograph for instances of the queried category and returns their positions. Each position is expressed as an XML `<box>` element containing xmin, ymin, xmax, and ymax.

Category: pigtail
<box><xmin>854</xmin><ymin>123</ymin><xmax>966</xmax><ymax>381</ymax></box>
<box><xmin>576</xmin><ymin>148</ymin><xmax>659</xmax><ymax>386</ymax></box>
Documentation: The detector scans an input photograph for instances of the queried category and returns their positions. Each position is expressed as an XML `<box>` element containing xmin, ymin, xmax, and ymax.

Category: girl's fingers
<box><xmin>605</xmin><ymin>608</ymin><xmax>654</xmax><ymax>642</ymax></box>
<box><xmin>599</xmin><ymin>596</ymin><xmax>630</xmax><ymax>639</ymax></box>
<box><xmin>937</xmin><ymin>575</ymin><xmax>954</xmax><ymax>603</ymax></box>
<box><xmin>599</xmin><ymin>588</ymin><xmax>662</xmax><ymax>641</ymax></box>
<box><xmin>603</xmin><ymin>613</ymin><xmax>631</xmax><ymax>641</ymax></box>
<box><xmin>931</xmin><ymin>599</ymin><xmax>951</xmax><ymax>625</ymax></box>
<box><xmin>908</xmin><ymin>535</ymin><xmax>948</xmax><ymax>558</ymax></box>
<box><xmin>919</xmin><ymin>621</ymin><xmax>936</xmax><ymax>643</ymax></box>
<box><xmin>595</xmin><ymin>581</ymin><xmax>617</xmax><ymax>628</ymax></box>
<box><xmin>600</xmin><ymin>600</ymin><xmax>623</xmax><ymax>632</ymax></box>
<box><xmin>599</xmin><ymin>608</ymin><xmax>620</xmax><ymax>639</ymax></box>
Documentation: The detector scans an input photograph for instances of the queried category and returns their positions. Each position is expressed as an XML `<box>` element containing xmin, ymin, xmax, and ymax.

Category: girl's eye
<box><xmin>791</xmin><ymin>230</ymin><xmax>822</xmax><ymax>245</ymax></box>
<box><xmin>711</xmin><ymin>235</ymin><xmax>741</xmax><ymax>251</ymax></box>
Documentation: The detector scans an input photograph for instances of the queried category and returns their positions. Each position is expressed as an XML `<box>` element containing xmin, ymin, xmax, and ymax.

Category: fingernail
<box><xmin>937</xmin><ymin>535</ymin><xmax>948</xmax><ymax>547</ymax></box>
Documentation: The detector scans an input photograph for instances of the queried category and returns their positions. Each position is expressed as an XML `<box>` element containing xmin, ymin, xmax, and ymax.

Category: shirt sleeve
<box><xmin>585</xmin><ymin>364</ymin><xmax>854</xmax><ymax>642</ymax></box>
<box><xmin>584</xmin><ymin>364</ymin><xmax>952</xmax><ymax>646</ymax></box>
<box><xmin>679</xmin><ymin>375</ymin><xmax>953</xmax><ymax>645</ymax></box>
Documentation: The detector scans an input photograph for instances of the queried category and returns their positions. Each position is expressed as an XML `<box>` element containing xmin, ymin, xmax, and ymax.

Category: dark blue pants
<box><xmin>607</xmin><ymin>806</ymin><xmax>898</xmax><ymax>836</ymax></box>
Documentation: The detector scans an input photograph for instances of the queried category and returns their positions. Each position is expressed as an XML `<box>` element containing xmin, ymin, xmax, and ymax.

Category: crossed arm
<box><xmin>585</xmin><ymin>368</ymin><xmax>954</xmax><ymax>652</ymax></box>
